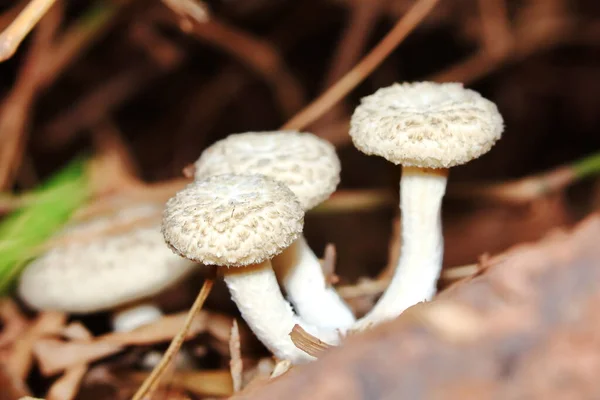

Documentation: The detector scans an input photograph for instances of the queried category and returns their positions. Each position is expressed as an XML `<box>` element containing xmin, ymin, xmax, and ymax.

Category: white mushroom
<box><xmin>349</xmin><ymin>82</ymin><xmax>504</xmax><ymax>330</ymax></box>
<box><xmin>192</xmin><ymin>131</ymin><xmax>355</xmax><ymax>331</ymax></box>
<box><xmin>162</xmin><ymin>174</ymin><xmax>340</xmax><ymax>364</ymax></box>
<box><xmin>18</xmin><ymin>204</ymin><xmax>197</xmax><ymax>333</ymax></box>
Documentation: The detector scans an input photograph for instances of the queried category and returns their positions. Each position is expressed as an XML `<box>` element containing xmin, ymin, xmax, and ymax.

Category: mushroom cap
<box><xmin>18</xmin><ymin>204</ymin><xmax>197</xmax><ymax>314</ymax></box>
<box><xmin>193</xmin><ymin>131</ymin><xmax>340</xmax><ymax>210</ymax></box>
<box><xmin>349</xmin><ymin>82</ymin><xmax>504</xmax><ymax>168</ymax></box>
<box><xmin>162</xmin><ymin>174</ymin><xmax>304</xmax><ymax>267</ymax></box>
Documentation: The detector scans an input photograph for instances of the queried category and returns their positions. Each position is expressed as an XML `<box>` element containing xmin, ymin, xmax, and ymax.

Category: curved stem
<box><xmin>272</xmin><ymin>236</ymin><xmax>355</xmax><ymax>331</ymax></box>
<box><xmin>223</xmin><ymin>261</ymin><xmax>340</xmax><ymax>364</ymax></box>
<box><xmin>354</xmin><ymin>166</ymin><xmax>447</xmax><ymax>331</ymax></box>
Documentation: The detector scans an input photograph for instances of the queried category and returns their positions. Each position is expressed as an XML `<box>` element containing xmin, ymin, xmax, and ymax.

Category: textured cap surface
<box><xmin>193</xmin><ymin>131</ymin><xmax>340</xmax><ymax>210</ymax></box>
<box><xmin>18</xmin><ymin>204</ymin><xmax>197</xmax><ymax>313</ymax></box>
<box><xmin>162</xmin><ymin>174</ymin><xmax>304</xmax><ymax>267</ymax></box>
<box><xmin>350</xmin><ymin>82</ymin><xmax>504</xmax><ymax>168</ymax></box>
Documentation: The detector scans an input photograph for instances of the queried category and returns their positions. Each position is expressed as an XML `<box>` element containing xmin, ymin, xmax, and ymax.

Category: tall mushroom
<box><xmin>191</xmin><ymin>131</ymin><xmax>355</xmax><ymax>330</ymax></box>
<box><xmin>162</xmin><ymin>173</ymin><xmax>340</xmax><ymax>364</ymax></box>
<box><xmin>18</xmin><ymin>204</ymin><xmax>197</xmax><ymax>333</ymax></box>
<box><xmin>349</xmin><ymin>82</ymin><xmax>504</xmax><ymax>330</ymax></box>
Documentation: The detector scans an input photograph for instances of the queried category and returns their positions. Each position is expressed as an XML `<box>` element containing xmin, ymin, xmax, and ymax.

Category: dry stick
<box><xmin>0</xmin><ymin>1</ymin><xmax>123</xmax><ymax>189</ymax></box>
<box><xmin>477</xmin><ymin>0</ymin><xmax>512</xmax><ymax>58</ymax></box>
<box><xmin>448</xmin><ymin>151</ymin><xmax>600</xmax><ymax>205</ymax></box>
<box><xmin>161</xmin><ymin>15</ymin><xmax>306</xmax><ymax>117</ymax></box>
<box><xmin>0</xmin><ymin>1</ymin><xmax>62</xmax><ymax>190</ymax></box>
<box><xmin>162</xmin><ymin>0</ymin><xmax>209</xmax><ymax>23</ymax></box>
<box><xmin>229</xmin><ymin>320</ymin><xmax>243</xmax><ymax>393</ymax></box>
<box><xmin>281</xmin><ymin>0</ymin><xmax>440</xmax><ymax>131</ymax></box>
<box><xmin>131</xmin><ymin>278</ymin><xmax>214</xmax><ymax>400</ymax></box>
<box><xmin>0</xmin><ymin>0</ymin><xmax>57</xmax><ymax>62</ymax></box>
<box><xmin>41</xmin><ymin>20</ymin><xmax>185</xmax><ymax>148</ymax></box>
<box><xmin>313</xmin><ymin>0</ymin><xmax>385</xmax><ymax>129</ymax></box>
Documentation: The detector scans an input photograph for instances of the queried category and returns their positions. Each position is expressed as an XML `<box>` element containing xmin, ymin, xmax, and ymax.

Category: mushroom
<box><xmin>18</xmin><ymin>204</ymin><xmax>197</xmax><ymax>334</ymax></box>
<box><xmin>162</xmin><ymin>173</ymin><xmax>340</xmax><ymax>364</ymax></box>
<box><xmin>191</xmin><ymin>131</ymin><xmax>355</xmax><ymax>330</ymax></box>
<box><xmin>349</xmin><ymin>82</ymin><xmax>504</xmax><ymax>330</ymax></box>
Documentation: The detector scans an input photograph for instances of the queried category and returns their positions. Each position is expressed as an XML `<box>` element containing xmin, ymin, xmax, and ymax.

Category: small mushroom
<box><xmin>162</xmin><ymin>174</ymin><xmax>340</xmax><ymax>364</ymax></box>
<box><xmin>18</xmin><ymin>204</ymin><xmax>197</xmax><ymax>333</ymax></box>
<box><xmin>349</xmin><ymin>82</ymin><xmax>504</xmax><ymax>329</ymax></box>
<box><xmin>192</xmin><ymin>131</ymin><xmax>355</xmax><ymax>330</ymax></box>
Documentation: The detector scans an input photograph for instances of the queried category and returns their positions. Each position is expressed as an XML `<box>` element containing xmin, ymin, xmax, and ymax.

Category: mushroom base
<box><xmin>222</xmin><ymin>261</ymin><xmax>341</xmax><ymax>364</ymax></box>
<box><xmin>353</xmin><ymin>166</ymin><xmax>447</xmax><ymax>331</ymax></box>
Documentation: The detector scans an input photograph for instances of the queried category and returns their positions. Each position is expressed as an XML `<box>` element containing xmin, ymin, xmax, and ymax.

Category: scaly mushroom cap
<box><xmin>193</xmin><ymin>131</ymin><xmax>340</xmax><ymax>210</ymax></box>
<box><xmin>18</xmin><ymin>204</ymin><xmax>196</xmax><ymax>314</ymax></box>
<box><xmin>162</xmin><ymin>174</ymin><xmax>304</xmax><ymax>266</ymax></box>
<box><xmin>349</xmin><ymin>82</ymin><xmax>504</xmax><ymax>168</ymax></box>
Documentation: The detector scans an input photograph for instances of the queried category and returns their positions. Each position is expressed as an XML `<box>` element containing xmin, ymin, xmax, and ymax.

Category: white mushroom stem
<box><xmin>222</xmin><ymin>261</ymin><xmax>341</xmax><ymax>364</ymax></box>
<box><xmin>112</xmin><ymin>302</ymin><xmax>164</xmax><ymax>332</ymax></box>
<box><xmin>353</xmin><ymin>166</ymin><xmax>447</xmax><ymax>330</ymax></box>
<box><xmin>272</xmin><ymin>236</ymin><xmax>355</xmax><ymax>331</ymax></box>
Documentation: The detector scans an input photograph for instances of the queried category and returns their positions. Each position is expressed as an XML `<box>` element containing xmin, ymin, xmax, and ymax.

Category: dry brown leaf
<box><xmin>99</xmin><ymin>310</ymin><xmax>212</xmax><ymax>346</ymax></box>
<box><xmin>46</xmin><ymin>323</ymin><xmax>93</xmax><ymax>400</ymax></box>
<box><xmin>33</xmin><ymin>338</ymin><xmax>123</xmax><ymax>376</ymax></box>
<box><xmin>0</xmin><ymin>299</ymin><xmax>29</xmax><ymax>348</ymax></box>
<box><xmin>46</xmin><ymin>364</ymin><xmax>87</xmax><ymax>400</ymax></box>
<box><xmin>229</xmin><ymin>319</ymin><xmax>243</xmax><ymax>392</ymax></box>
<box><xmin>289</xmin><ymin>325</ymin><xmax>333</xmax><ymax>358</ymax></box>
<box><xmin>0</xmin><ymin>362</ymin><xmax>31</xmax><ymax>400</ymax></box>
<box><xmin>61</xmin><ymin>322</ymin><xmax>93</xmax><ymax>341</ymax></box>
<box><xmin>7</xmin><ymin>311</ymin><xmax>66</xmax><ymax>380</ymax></box>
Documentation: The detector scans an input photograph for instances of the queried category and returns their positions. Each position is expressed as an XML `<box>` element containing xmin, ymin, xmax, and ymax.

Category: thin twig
<box><xmin>158</xmin><ymin>13</ymin><xmax>306</xmax><ymax>117</ymax></box>
<box><xmin>0</xmin><ymin>1</ymin><xmax>62</xmax><ymax>189</ymax></box>
<box><xmin>477</xmin><ymin>0</ymin><xmax>512</xmax><ymax>58</ymax></box>
<box><xmin>0</xmin><ymin>0</ymin><xmax>58</xmax><ymax>62</ymax></box>
<box><xmin>313</xmin><ymin>0</ymin><xmax>385</xmax><ymax>129</ymax></box>
<box><xmin>229</xmin><ymin>320</ymin><xmax>243</xmax><ymax>393</ymax></box>
<box><xmin>281</xmin><ymin>0</ymin><xmax>440</xmax><ymax>131</ymax></box>
<box><xmin>131</xmin><ymin>278</ymin><xmax>215</xmax><ymax>400</ymax></box>
<box><xmin>448</xmin><ymin>151</ymin><xmax>600</xmax><ymax>205</ymax></box>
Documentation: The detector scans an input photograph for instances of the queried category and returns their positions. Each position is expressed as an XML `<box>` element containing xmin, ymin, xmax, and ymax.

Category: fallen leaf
<box><xmin>46</xmin><ymin>323</ymin><xmax>93</xmax><ymax>400</ymax></box>
<box><xmin>0</xmin><ymin>299</ymin><xmax>29</xmax><ymax>348</ymax></box>
<box><xmin>0</xmin><ymin>362</ymin><xmax>31</xmax><ymax>400</ymax></box>
<box><xmin>7</xmin><ymin>311</ymin><xmax>66</xmax><ymax>380</ymax></box>
<box><xmin>46</xmin><ymin>364</ymin><xmax>87</xmax><ymax>400</ymax></box>
<box><xmin>99</xmin><ymin>310</ymin><xmax>215</xmax><ymax>345</ymax></box>
<box><xmin>33</xmin><ymin>338</ymin><xmax>123</xmax><ymax>376</ymax></box>
<box><xmin>61</xmin><ymin>322</ymin><xmax>93</xmax><ymax>341</ymax></box>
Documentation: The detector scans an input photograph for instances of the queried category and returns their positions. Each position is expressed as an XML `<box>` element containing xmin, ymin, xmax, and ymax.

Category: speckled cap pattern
<box><xmin>193</xmin><ymin>131</ymin><xmax>340</xmax><ymax>210</ymax></box>
<box><xmin>18</xmin><ymin>204</ymin><xmax>197</xmax><ymax>314</ymax></box>
<box><xmin>350</xmin><ymin>82</ymin><xmax>504</xmax><ymax>169</ymax></box>
<box><xmin>162</xmin><ymin>174</ymin><xmax>304</xmax><ymax>267</ymax></box>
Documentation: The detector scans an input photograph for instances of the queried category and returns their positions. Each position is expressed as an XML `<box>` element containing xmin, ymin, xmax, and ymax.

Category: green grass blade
<box><xmin>0</xmin><ymin>156</ymin><xmax>91</xmax><ymax>295</ymax></box>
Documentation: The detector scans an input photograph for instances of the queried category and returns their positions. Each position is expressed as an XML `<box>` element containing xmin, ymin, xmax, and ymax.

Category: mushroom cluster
<box><xmin>161</xmin><ymin>81</ymin><xmax>504</xmax><ymax>364</ymax></box>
